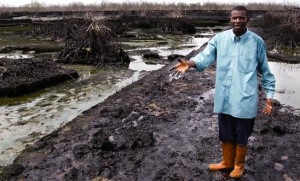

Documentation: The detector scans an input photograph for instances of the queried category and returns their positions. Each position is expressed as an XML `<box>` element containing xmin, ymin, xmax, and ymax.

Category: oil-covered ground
<box><xmin>0</xmin><ymin>59</ymin><xmax>299</xmax><ymax>180</ymax></box>
<box><xmin>0</xmin><ymin>10</ymin><xmax>299</xmax><ymax>181</ymax></box>
<box><xmin>0</xmin><ymin>58</ymin><xmax>79</xmax><ymax>97</ymax></box>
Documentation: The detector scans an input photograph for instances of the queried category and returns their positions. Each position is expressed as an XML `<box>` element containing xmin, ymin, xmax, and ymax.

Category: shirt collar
<box><xmin>230</xmin><ymin>29</ymin><xmax>249</xmax><ymax>42</ymax></box>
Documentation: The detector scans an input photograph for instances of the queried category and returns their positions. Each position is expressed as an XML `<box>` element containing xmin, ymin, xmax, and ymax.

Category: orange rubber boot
<box><xmin>208</xmin><ymin>142</ymin><xmax>235</xmax><ymax>171</ymax></box>
<box><xmin>229</xmin><ymin>145</ymin><xmax>248</xmax><ymax>178</ymax></box>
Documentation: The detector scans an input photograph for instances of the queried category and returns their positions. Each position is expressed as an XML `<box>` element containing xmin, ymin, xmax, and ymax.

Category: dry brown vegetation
<box><xmin>0</xmin><ymin>2</ymin><xmax>298</xmax><ymax>50</ymax></box>
<box><xmin>57</xmin><ymin>18</ymin><xmax>130</xmax><ymax>66</ymax></box>
<box><xmin>0</xmin><ymin>2</ymin><xmax>298</xmax><ymax>12</ymax></box>
<box><xmin>254</xmin><ymin>9</ymin><xmax>300</xmax><ymax>48</ymax></box>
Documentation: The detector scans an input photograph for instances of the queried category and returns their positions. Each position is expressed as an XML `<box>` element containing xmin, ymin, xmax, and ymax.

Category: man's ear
<box><xmin>247</xmin><ymin>17</ymin><xmax>250</xmax><ymax>23</ymax></box>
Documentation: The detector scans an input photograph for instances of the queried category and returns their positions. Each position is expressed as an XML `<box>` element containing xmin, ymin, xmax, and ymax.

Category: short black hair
<box><xmin>231</xmin><ymin>6</ymin><xmax>249</xmax><ymax>17</ymax></box>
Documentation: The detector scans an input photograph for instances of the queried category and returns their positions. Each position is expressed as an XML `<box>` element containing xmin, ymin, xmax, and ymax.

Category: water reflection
<box><xmin>129</xmin><ymin>55</ymin><xmax>165</xmax><ymax>71</ymax></box>
<box><xmin>269</xmin><ymin>62</ymin><xmax>300</xmax><ymax>109</ymax></box>
<box><xmin>0</xmin><ymin>54</ymin><xmax>33</xmax><ymax>59</ymax></box>
<box><xmin>158</xmin><ymin>36</ymin><xmax>210</xmax><ymax>57</ymax></box>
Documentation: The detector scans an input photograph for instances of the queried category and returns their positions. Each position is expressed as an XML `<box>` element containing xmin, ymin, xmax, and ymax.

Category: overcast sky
<box><xmin>0</xmin><ymin>0</ymin><xmax>299</xmax><ymax>7</ymax></box>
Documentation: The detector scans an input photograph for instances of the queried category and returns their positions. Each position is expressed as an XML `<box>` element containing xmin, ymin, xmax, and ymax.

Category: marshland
<box><xmin>0</xmin><ymin>2</ymin><xmax>299</xmax><ymax>180</ymax></box>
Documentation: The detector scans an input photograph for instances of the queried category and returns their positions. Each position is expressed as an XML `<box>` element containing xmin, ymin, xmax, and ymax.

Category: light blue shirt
<box><xmin>192</xmin><ymin>29</ymin><xmax>275</xmax><ymax>118</ymax></box>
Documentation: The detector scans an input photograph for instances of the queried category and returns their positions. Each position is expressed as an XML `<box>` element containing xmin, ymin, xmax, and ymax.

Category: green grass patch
<box><xmin>0</xmin><ymin>26</ymin><xmax>33</xmax><ymax>34</ymax></box>
<box><xmin>0</xmin><ymin>89</ymin><xmax>48</xmax><ymax>106</ymax></box>
<box><xmin>63</xmin><ymin>65</ymin><xmax>100</xmax><ymax>75</ymax></box>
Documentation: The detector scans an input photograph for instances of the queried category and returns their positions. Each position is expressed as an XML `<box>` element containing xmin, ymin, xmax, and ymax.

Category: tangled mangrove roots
<box><xmin>257</xmin><ymin>9</ymin><xmax>300</xmax><ymax>48</ymax></box>
<box><xmin>28</xmin><ymin>20</ymin><xmax>66</xmax><ymax>40</ymax></box>
<box><xmin>159</xmin><ymin>11</ymin><xmax>196</xmax><ymax>34</ymax></box>
<box><xmin>57</xmin><ymin>19</ymin><xmax>130</xmax><ymax>67</ymax></box>
<box><xmin>160</xmin><ymin>18</ymin><xmax>196</xmax><ymax>34</ymax></box>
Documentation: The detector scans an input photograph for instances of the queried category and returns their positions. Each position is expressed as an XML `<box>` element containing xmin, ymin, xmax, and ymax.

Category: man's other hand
<box><xmin>263</xmin><ymin>99</ymin><xmax>273</xmax><ymax>115</ymax></box>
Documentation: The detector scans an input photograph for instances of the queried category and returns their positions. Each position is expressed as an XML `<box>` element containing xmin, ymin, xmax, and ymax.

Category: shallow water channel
<box><xmin>1</xmin><ymin>31</ymin><xmax>299</xmax><ymax>166</ymax></box>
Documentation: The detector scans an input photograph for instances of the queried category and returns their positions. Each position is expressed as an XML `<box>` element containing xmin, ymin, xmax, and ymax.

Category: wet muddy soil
<box><xmin>0</xmin><ymin>59</ymin><xmax>299</xmax><ymax>180</ymax></box>
<box><xmin>0</xmin><ymin>12</ymin><xmax>299</xmax><ymax>181</ymax></box>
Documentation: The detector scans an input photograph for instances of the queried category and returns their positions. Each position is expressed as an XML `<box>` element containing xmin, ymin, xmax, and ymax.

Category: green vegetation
<box><xmin>0</xmin><ymin>26</ymin><xmax>32</xmax><ymax>34</ymax></box>
<box><xmin>0</xmin><ymin>88</ymin><xmax>48</xmax><ymax>106</ymax></box>
<box><xmin>63</xmin><ymin>65</ymin><xmax>100</xmax><ymax>75</ymax></box>
<box><xmin>0</xmin><ymin>38</ymin><xmax>64</xmax><ymax>53</ymax></box>
<box><xmin>122</xmin><ymin>40</ymin><xmax>162</xmax><ymax>49</ymax></box>
<box><xmin>121</xmin><ymin>33</ymin><xmax>194</xmax><ymax>50</ymax></box>
<box><xmin>0</xmin><ymin>25</ymin><xmax>64</xmax><ymax>53</ymax></box>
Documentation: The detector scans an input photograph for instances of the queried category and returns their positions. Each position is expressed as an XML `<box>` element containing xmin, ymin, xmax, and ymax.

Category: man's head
<box><xmin>230</xmin><ymin>6</ymin><xmax>250</xmax><ymax>36</ymax></box>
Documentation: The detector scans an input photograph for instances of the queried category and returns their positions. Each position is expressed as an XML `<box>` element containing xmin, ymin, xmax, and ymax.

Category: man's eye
<box><xmin>231</xmin><ymin>17</ymin><xmax>246</xmax><ymax>20</ymax></box>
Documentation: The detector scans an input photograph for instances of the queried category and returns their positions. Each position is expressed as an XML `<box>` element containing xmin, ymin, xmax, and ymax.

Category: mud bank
<box><xmin>0</xmin><ymin>58</ymin><xmax>79</xmax><ymax>97</ymax></box>
<box><xmin>0</xmin><ymin>57</ymin><xmax>299</xmax><ymax>180</ymax></box>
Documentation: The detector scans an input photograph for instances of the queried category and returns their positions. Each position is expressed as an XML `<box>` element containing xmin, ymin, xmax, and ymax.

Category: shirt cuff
<box><xmin>266</xmin><ymin>92</ymin><xmax>275</xmax><ymax>99</ymax></box>
<box><xmin>192</xmin><ymin>58</ymin><xmax>204</xmax><ymax>72</ymax></box>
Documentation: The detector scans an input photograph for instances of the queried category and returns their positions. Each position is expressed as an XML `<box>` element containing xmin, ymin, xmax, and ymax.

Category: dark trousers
<box><xmin>218</xmin><ymin>113</ymin><xmax>255</xmax><ymax>146</ymax></box>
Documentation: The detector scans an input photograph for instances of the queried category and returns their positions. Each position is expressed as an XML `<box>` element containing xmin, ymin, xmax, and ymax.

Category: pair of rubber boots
<box><xmin>208</xmin><ymin>142</ymin><xmax>247</xmax><ymax>179</ymax></box>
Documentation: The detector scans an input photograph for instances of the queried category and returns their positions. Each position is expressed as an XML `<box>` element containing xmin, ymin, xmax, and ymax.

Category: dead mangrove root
<box><xmin>58</xmin><ymin>19</ymin><xmax>130</xmax><ymax>67</ymax></box>
<box><xmin>258</xmin><ymin>9</ymin><xmax>300</xmax><ymax>49</ymax></box>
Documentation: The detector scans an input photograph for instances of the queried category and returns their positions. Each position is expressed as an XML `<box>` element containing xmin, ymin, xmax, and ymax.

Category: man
<box><xmin>174</xmin><ymin>6</ymin><xmax>275</xmax><ymax>179</ymax></box>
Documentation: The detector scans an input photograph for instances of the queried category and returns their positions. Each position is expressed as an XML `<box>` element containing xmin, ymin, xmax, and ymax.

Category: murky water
<box><xmin>0</xmin><ymin>68</ymin><xmax>141</xmax><ymax>165</ymax></box>
<box><xmin>269</xmin><ymin>62</ymin><xmax>300</xmax><ymax>109</ymax></box>
<box><xmin>0</xmin><ymin>54</ymin><xmax>33</xmax><ymax>59</ymax></box>
<box><xmin>129</xmin><ymin>55</ymin><xmax>165</xmax><ymax>71</ymax></box>
<box><xmin>158</xmin><ymin>36</ymin><xmax>211</xmax><ymax>57</ymax></box>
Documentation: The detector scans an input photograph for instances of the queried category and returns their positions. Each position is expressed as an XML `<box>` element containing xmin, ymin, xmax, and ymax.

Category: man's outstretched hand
<box><xmin>263</xmin><ymin>98</ymin><xmax>273</xmax><ymax>115</ymax></box>
<box><xmin>170</xmin><ymin>59</ymin><xmax>189</xmax><ymax>73</ymax></box>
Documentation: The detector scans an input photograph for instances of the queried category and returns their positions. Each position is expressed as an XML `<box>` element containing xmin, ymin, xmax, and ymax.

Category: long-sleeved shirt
<box><xmin>192</xmin><ymin>29</ymin><xmax>275</xmax><ymax>118</ymax></box>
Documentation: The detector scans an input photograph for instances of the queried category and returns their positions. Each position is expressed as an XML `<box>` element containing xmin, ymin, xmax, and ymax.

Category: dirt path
<box><xmin>0</xmin><ymin>61</ymin><xmax>299</xmax><ymax>181</ymax></box>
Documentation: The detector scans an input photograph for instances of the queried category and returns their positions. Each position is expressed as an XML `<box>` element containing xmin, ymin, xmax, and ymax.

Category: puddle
<box><xmin>0</xmin><ymin>54</ymin><xmax>33</xmax><ymax>59</ymax></box>
<box><xmin>129</xmin><ymin>55</ymin><xmax>165</xmax><ymax>71</ymax></box>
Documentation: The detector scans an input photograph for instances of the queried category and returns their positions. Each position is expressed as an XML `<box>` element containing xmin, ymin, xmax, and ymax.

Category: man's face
<box><xmin>230</xmin><ymin>10</ymin><xmax>249</xmax><ymax>34</ymax></box>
